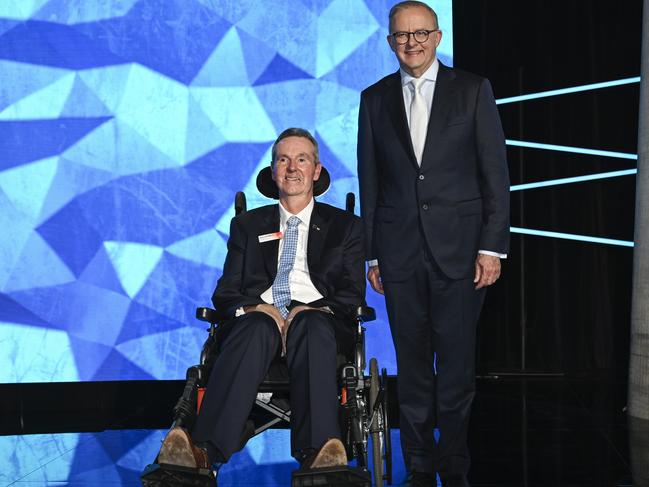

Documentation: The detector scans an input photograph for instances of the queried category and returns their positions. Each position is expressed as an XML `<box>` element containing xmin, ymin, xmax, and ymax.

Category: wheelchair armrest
<box><xmin>196</xmin><ymin>307</ymin><xmax>219</xmax><ymax>324</ymax></box>
<box><xmin>355</xmin><ymin>305</ymin><xmax>376</xmax><ymax>323</ymax></box>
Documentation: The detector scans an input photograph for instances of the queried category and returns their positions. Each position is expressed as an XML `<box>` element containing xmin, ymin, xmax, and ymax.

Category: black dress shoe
<box><xmin>158</xmin><ymin>427</ymin><xmax>210</xmax><ymax>469</ymax></box>
<box><xmin>400</xmin><ymin>471</ymin><xmax>436</xmax><ymax>487</ymax></box>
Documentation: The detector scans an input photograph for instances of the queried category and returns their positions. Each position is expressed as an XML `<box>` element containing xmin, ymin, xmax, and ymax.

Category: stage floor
<box><xmin>0</xmin><ymin>378</ymin><xmax>636</xmax><ymax>486</ymax></box>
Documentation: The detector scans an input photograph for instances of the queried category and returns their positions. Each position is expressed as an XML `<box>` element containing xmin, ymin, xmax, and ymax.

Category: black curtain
<box><xmin>452</xmin><ymin>0</ymin><xmax>643</xmax><ymax>376</ymax></box>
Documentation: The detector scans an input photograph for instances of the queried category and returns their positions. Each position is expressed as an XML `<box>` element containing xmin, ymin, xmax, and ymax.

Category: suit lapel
<box><xmin>306</xmin><ymin>204</ymin><xmax>329</xmax><ymax>273</ymax></box>
<box><xmin>258</xmin><ymin>203</ymin><xmax>328</xmax><ymax>280</ymax></box>
<box><xmin>421</xmin><ymin>63</ymin><xmax>456</xmax><ymax>168</ymax></box>
<box><xmin>259</xmin><ymin>206</ymin><xmax>280</xmax><ymax>278</ymax></box>
<box><xmin>384</xmin><ymin>71</ymin><xmax>420</xmax><ymax>171</ymax></box>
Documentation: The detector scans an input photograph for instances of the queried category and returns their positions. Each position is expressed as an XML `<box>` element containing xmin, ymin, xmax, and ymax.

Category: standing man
<box><xmin>357</xmin><ymin>2</ymin><xmax>510</xmax><ymax>486</ymax></box>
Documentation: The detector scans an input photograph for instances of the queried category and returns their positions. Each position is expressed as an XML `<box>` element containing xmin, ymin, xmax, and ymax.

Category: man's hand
<box><xmin>474</xmin><ymin>254</ymin><xmax>501</xmax><ymax>289</ymax></box>
<box><xmin>243</xmin><ymin>303</ymin><xmax>284</xmax><ymax>331</ymax></box>
<box><xmin>367</xmin><ymin>265</ymin><xmax>384</xmax><ymax>295</ymax></box>
<box><xmin>286</xmin><ymin>305</ymin><xmax>315</xmax><ymax>329</ymax></box>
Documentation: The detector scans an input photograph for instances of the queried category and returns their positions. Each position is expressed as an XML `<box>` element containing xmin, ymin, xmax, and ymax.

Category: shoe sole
<box><xmin>310</xmin><ymin>439</ymin><xmax>347</xmax><ymax>468</ymax></box>
<box><xmin>158</xmin><ymin>429</ymin><xmax>197</xmax><ymax>468</ymax></box>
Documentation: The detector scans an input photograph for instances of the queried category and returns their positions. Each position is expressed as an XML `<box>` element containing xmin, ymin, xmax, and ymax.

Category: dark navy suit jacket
<box><xmin>357</xmin><ymin>62</ymin><xmax>510</xmax><ymax>281</ymax></box>
<box><xmin>212</xmin><ymin>202</ymin><xmax>366</xmax><ymax>322</ymax></box>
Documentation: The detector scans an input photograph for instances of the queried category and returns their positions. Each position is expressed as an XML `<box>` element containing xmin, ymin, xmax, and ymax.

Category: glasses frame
<box><xmin>390</xmin><ymin>29</ymin><xmax>439</xmax><ymax>45</ymax></box>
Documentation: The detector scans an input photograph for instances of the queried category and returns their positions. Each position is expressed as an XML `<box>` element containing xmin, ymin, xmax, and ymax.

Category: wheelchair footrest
<box><xmin>291</xmin><ymin>465</ymin><xmax>371</xmax><ymax>487</ymax></box>
<box><xmin>141</xmin><ymin>463</ymin><xmax>217</xmax><ymax>486</ymax></box>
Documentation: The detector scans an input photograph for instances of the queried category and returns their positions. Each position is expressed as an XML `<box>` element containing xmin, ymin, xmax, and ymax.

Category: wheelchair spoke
<box><xmin>369</xmin><ymin>358</ymin><xmax>385</xmax><ymax>486</ymax></box>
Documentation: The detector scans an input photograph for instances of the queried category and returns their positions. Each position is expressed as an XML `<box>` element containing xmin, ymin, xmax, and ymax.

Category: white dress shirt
<box><xmin>259</xmin><ymin>198</ymin><xmax>324</xmax><ymax>304</ymax></box>
<box><xmin>401</xmin><ymin>58</ymin><xmax>439</xmax><ymax>128</ymax></box>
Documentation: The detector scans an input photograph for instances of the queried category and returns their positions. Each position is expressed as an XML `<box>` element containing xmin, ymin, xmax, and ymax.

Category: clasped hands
<box><xmin>242</xmin><ymin>303</ymin><xmax>325</xmax><ymax>353</ymax></box>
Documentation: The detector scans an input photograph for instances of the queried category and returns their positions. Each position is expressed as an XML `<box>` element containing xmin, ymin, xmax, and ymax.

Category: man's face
<box><xmin>271</xmin><ymin>136</ymin><xmax>322</xmax><ymax>200</ymax></box>
<box><xmin>387</xmin><ymin>6</ymin><xmax>441</xmax><ymax>77</ymax></box>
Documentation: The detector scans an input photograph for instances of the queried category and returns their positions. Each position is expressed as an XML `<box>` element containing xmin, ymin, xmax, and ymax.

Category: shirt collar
<box><xmin>400</xmin><ymin>57</ymin><xmax>439</xmax><ymax>88</ymax></box>
<box><xmin>278</xmin><ymin>198</ymin><xmax>314</xmax><ymax>228</ymax></box>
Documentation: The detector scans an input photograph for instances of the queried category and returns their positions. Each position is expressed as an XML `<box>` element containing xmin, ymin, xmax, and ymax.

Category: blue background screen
<box><xmin>0</xmin><ymin>0</ymin><xmax>453</xmax><ymax>383</ymax></box>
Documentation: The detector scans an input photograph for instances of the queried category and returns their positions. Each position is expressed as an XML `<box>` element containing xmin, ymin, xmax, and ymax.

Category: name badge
<box><xmin>258</xmin><ymin>231</ymin><xmax>282</xmax><ymax>243</ymax></box>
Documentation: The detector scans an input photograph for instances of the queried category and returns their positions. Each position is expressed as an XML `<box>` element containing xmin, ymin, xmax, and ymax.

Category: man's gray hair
<box><xmin>389</xmin><ymin>1</ymin><xmax>439</xmax><ymax>31</ymax></box>
<box><xmin>271</xmin><ymin>127</ymin><xmax>320</xmax><ymax>164</ymax></box>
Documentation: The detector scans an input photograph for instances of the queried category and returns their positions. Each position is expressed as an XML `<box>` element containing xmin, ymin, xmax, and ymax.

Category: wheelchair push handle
<box><xmin>354</xmin><ymin>306</ymin><xmax>375</xmax><ymax>323</ymax></box>
<box><xmin>196</xmin><ymin>307</ymin><xmax>218</xmax><ymax>324</ymax></box>
<box><xmin>235</xmin><ymin>191</ymin><xmax>247</xmax><ymax>215</ymax></box>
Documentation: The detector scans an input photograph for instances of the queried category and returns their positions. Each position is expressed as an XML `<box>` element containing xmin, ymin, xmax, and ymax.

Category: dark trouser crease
<box><xmin>286</xmin><ymin>310</ymin><xmax>340</xmax><ymax>459</ymax></box>
<box><xmin>191</xmin><ymin>312</ymin><xmax>281</xmax><ymax>461</ymax></box>
<box><xmin>383</xmin><ymin>247</ymin><xmax>485</xmax><ymax>477</ymax></box>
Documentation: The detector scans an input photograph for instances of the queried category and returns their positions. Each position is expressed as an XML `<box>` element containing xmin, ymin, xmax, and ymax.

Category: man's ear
<box><xmin>313</xmin><ymin>162</ymin><xmax>322</xmax><ymax>181</ymax></box>
<box><xmin>434</xmin><ymin>30</ymin><xmax>443</xmax><ymax>48</ymax></box>
<box><xmin>386</xmin><ymin>35</ymin><xmax>396</xmax><ymax>52</ymax></box>
<box><xmin>270</xmin><ymin>162</ymin><xmax>276</xmax><ymax>181</ymax></box>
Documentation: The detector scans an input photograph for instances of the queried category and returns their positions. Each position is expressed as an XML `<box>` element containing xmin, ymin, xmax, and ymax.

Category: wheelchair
<box><xmin>142</xmin><ymin>168</ymin><xmax>392</xmax><ymax>487</ymax></box>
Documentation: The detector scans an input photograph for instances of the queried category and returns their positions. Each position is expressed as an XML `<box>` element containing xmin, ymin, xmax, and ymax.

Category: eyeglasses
<box><xmin>390</xmin><ymin>29</ymin><xmax>439</xmax><ymax>45</ymax></box>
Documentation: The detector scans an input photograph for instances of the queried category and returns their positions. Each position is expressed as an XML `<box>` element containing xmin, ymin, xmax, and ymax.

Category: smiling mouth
<box><xmin>284</xmin><ymin>176</ymin><xmax>302</xmax><ymax>182</ymax></box>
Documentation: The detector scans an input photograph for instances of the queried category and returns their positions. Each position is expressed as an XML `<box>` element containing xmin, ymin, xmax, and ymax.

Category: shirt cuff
<box><xmin>235</xmin><ymin>306</ymin><xmax>246</xmax><ymax>317</ymax></box>
<box><xmin>479</xmin><ymin>250</ymin><xmax>507</xmax><ymax>259</ymax></box>
<box><xmin>370</xmin><ymin>253</ymin><xmax>506</xmax><ymax>265</ymax></box>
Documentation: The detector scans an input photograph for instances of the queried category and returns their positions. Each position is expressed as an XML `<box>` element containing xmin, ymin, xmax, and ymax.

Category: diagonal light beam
<box><xmin>506</xmin><ymin>139</ymin><xmax>638</xmax><ymax>160</ymax></box>
<box><xmin>499</xmin><ymin>76</ymin><xmax>639</xmax><ymax>249</ymax></box>
<box><xmin>496</xmin><ymin>77</ymin><xmax>641</xmax><ymax>105</ymax></box>
<box><xmin>510</xmin><ymin>169</ymin><xmax>637</xmax><ymax>191</ymax></box>
<box><xmin>511</xmin><ymin>227</ymin><xmax>634</xmax><ymax>247</ymax></box>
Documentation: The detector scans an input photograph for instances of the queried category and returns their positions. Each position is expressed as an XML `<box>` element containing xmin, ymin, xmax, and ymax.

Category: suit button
<box><xmin>418</xmin><ymin>174</ymin><xmax>425</xmax><ymax>180</ymax></box>
<box><xmin>422</xmin><ymin>203</ymin><xmax>429</xmax><ymax>210</ymax></box>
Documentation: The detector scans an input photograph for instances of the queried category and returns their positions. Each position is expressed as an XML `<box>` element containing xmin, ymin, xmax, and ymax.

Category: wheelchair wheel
<box><xmin>381</xmin><ymin>367</ymin><xmax>392</xmax><ymax>485</ymax></box>
<box><xmin>369</xmin><ymin>358</ymin><xmax>385</xmax><ymax>486</ymax></box>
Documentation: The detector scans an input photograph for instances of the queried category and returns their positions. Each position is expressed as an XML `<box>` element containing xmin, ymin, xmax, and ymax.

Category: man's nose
<box><xmin>406</xmin><ymin>33</ymin><xmax>417</xmax><ymax>47</ymax></box>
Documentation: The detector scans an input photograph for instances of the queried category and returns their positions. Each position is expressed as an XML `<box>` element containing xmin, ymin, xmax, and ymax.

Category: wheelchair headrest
<box><xmin>256</xmin><ymin>165</ymin><xmax>331</xmax><ymax>199</ymax></box>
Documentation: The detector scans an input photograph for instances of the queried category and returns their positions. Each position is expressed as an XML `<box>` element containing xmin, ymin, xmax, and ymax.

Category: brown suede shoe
<box><xmin>302</xmin><ymin>438</ymin><xmax>347</xmax><ymax>470</ymax></box>
<box><xmin>158</xmin><ymin>427</ymin><xmax>210</xmax><ymax>469</ymax></box>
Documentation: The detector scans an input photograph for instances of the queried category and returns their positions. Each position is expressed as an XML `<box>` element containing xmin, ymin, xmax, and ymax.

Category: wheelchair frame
<box><xmin>144</xmin><ymin>191</ymin><xmax>392</xmax><ymax>487</ymax></box>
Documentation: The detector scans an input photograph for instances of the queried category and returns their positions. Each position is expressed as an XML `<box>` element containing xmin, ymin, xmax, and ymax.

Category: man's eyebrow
<box><xmin>277</xmin><ymin>152</ymin><xmax>312</xmax><ymax>159</ymax></box>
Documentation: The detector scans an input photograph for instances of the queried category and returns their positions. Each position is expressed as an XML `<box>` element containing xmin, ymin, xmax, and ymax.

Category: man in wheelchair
<box><xmin>156</xmin><ymin>128</ymin><xmax>366</xmax><ymax>477</ymax></box>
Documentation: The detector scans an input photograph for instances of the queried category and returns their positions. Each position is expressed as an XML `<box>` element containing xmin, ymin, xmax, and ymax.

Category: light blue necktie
<box><xmin>272</xmin><ymin>216</ymin><xmax>300</xmax><ymax>318</ymax></box>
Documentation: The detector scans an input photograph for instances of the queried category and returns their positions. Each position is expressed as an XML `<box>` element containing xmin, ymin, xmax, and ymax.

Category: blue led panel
<box><xmin>0</xmin><ymin>0</ymin><xmax>454</xmax><ymax>383</ymax></box>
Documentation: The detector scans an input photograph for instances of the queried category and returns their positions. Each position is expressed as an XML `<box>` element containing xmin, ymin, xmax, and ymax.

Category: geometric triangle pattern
<box><xmin>103</xmin><ymin>241</ymin><xmax>164</xmax><ymax>299</ymax></box>
<box><xmin>0</xmin><ymin>431</ymin><xmax>79</xmax><ymax>485</ymax></box>
<box><xmin>0</xmin><ymin>427</ymin><xmax>414</xmax><ymax>485</ymax></box>
<box><xmin>0</xmin><ymin>429</ymin><xmax>300</xmax><ymax>485</ymax></box>
<box><xmin>0</xmin><ymin>0</ymin><xmax>453</xmax><ymax>385</ymax></box>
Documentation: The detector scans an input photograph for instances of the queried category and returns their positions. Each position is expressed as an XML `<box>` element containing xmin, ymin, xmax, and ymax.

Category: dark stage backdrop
<box><xmin>454</xmin><ymin>0</ymin><xmax>642</xmax><ymax>377</ymax></box>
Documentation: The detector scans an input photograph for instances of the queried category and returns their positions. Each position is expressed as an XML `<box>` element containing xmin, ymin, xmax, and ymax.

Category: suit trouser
<box><xmin>191</xmin><ymin>309</ymin><xmax>349</xmax><ymax>461</ymax></box>
<box><xmin>383</xmin><ymin>246</ymin><xmax>485</xmax><ymax>478</ymax></box>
